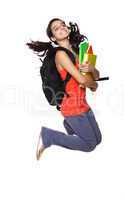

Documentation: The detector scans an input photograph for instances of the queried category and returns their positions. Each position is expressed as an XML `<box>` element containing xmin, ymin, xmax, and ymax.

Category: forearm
<box><xmin>81</xmin><ymin>75</ymin><xmax>97</xmax><ymax>89</ymax></box>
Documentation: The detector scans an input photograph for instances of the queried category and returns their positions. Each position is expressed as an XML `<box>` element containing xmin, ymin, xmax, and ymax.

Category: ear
<box><xmin>67</xmin><ymin>26</ymin><xmax>71</xmax><ymax>33</ymax></box>
<box><xmin>68</xmin><ymin>29</ymin><xmax>71</xmax><ymax>34</ymax></box>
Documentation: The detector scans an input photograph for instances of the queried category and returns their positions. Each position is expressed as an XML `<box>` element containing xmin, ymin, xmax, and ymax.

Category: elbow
<box><xmin>81</xmin><ymin>75</ymin><xmax>96</xmax><ymax>88</ymax></box>
<box><xmin>94</xmin><ymin>70</ymin><xmax>100</xmax><ymax>80</ymax></box>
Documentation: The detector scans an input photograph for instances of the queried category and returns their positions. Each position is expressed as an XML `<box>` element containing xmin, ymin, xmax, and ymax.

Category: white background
<box><xmin>0</xmin><ymin>0</ymin><xmax>124</xmax><ymax>199</ymax></box>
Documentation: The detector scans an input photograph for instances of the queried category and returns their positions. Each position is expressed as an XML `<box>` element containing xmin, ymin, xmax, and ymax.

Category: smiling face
<box><xmin>50</xmin><ymin>20</ymin><xmax>70</xmax><ymax>43</ymax></box>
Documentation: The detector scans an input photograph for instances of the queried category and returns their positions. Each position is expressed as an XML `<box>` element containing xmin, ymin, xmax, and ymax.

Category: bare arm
<box><xmin>55</xmin><ymin>51</ymin><xmax>97</xmax><ymax>89</ymax></box>
<box><xmin>78</xmin><ymin>62</ymin><xmax>100</xmax><ymax>81</ymax></box>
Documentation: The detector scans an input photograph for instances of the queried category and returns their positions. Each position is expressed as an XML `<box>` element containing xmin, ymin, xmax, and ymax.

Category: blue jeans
<box><xmin>40</xmin><ymin>109</ymin><xmax>102</xmax><ymax>152</ymax></box>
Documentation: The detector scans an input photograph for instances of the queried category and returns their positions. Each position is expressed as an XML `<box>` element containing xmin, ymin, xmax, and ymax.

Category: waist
<box><xmin>60</xmin><ymin>91</ymin><xmax>90</xmax><ymax>117</ymax></box>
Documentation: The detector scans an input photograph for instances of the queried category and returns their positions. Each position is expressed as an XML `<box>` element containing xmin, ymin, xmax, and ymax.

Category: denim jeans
<box><xmin>40</xmin><ymin>109</ymin><xmax>102</xmax><ymax>152</ymax></box>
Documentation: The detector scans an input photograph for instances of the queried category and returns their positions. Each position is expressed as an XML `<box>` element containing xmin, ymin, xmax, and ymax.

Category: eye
<box><xmin>54</xmin><ymin>22</ymin><xmax>66</xmax><ymax>31</ymax></box>
<box><xmin>62</xmin><ymin>23</ymin><xmax>66</xmax><ymax>27</ymax></box>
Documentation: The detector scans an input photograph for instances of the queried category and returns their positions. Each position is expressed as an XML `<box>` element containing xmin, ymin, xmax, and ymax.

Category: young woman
<box><xmin>26</xmin><ymin>18</ymin><xmax>102</xmax><ymax>160</ymax></box>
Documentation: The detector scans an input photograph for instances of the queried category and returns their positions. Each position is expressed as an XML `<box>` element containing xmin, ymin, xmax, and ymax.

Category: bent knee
<box><xmin>85</xmin><ymin>144</ymin><xmax>96</xmax><ymax>152</ymax></box>
<box><xmin>86</xmin><ymin>137</ymin><xmax>102</xmax><ymax>152</ymax></box>
<box><xmin>97</xmin><ymin>135</ymin><xmax>102</xmax><ymax>145</ymax></box>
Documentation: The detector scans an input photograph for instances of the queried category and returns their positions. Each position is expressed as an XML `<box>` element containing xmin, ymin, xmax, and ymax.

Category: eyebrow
<box><xmin>52</xmin><ymin>21</ymin><xmax>65</xmax><ymax>30</ymax></box>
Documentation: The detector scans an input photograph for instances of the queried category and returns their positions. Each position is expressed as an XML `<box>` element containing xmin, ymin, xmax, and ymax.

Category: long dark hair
<box><xmin>26</xmin><ymin>18</ymin><xmax>88</xmax><ymax>59</ymax></box>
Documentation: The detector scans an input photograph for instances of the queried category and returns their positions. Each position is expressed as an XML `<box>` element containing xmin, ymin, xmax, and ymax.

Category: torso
<box><xmin>55</xmin><ymin>54</ymin><xmax>90</xmax><ymax>117</ymax></box>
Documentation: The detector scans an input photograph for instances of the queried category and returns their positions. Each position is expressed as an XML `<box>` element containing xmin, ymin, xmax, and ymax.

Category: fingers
<box><xmin>79</xmin><ymin>62</ymin><xmax>91</xmax><ymax>73</ymax></box>
<box><xmin>79</xmin><ymin>67</ymin><xmax>89</xmax><ymax>73</ymax></box>
<box><xmin>90</xmin><ymin>82</ymin><xmax>98</xmax><ymax>92</ymax></box>
<box><xmin>90</xmin><ymin>88</ymin><xmax>96</xmax><ymax>92</ymax></box>
<box><xmin>93</xmin><ymin>84</ymin><xmax>98</xmax><ymax>91</ymax></box>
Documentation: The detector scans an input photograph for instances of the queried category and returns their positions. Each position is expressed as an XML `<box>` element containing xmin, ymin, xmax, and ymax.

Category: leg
<box><xmin>64</xmin><ymin>110</ymin><xmax>98</xmax><ymax>149</ymax></box>
<box><xmin>86</xmin><ymin>110</ymin><xmax>102</xmax><ymax>145</ymax></box>
<box><xmin>41</xmin><ymin>126</ymin><xmax>95</xmax><ymax>152</ymax></box>
<box><xmin>63</xmin><ymin>119</ymin><xmax>75</xmax><ymax>135</ymax></box>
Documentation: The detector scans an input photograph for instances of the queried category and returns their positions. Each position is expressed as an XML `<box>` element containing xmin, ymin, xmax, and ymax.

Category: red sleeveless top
<box><xmin>57</xmin><ymin>59</ymin><xmax>91</xmax><ymax>117</ymax></box>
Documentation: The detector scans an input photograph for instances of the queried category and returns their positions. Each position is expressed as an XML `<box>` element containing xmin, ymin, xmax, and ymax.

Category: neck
<box><xmin>57</xmin><ymin>38</ymin><xmax>78</xmax><ymax>60</ymax></box>
<box><xmin>57</xmin><ymin>38</ymin><xmax>72</xmax><ymax>51</ymax></box>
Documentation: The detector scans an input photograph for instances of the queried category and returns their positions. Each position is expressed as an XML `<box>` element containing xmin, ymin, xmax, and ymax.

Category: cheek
<box><xmin>54</xmin><ymin>29</ymin><xmax>69</xmax><ymax>39</ymax></box>
<box><xmin>56</xmin><ymin>31</ymin><xmax>63</xmax><ymax>38</ymax></box>
<box><xmin>53</xmin><ymin>32</ymin><xmax>59</xmax><ymax>39</ymax></box>
<box><xmin>59</xmin><ymin>29</ymin><xmax>69</xmax><ymax>36</ymax></box>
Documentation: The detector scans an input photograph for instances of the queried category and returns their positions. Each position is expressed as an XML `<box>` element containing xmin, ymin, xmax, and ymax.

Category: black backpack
<box><xmin>40</xmin><ymin>46</ymin><xmax>76</xmax><ymax>111</ymax></box>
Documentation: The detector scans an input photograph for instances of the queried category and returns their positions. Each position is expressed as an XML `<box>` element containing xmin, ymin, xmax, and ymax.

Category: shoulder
<box><xmin>55</xmin><ymin>50</ymin><xmax>71</xmax><ymax>67</ymax></box>
<box><xmin>55</xmin><ymin>50</ymin><xmax>69</xmax><ymax>60</ymax></box>
<box><xmin>55</xmin><ymin>49</ymin><xmax>79</xmax><ymax>63</ymax></box>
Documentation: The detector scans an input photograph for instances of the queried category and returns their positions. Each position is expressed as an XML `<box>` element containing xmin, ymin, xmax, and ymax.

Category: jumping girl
<box><xmin>26</xmin><ymin>18</ymin><xmax>102</xmax><ymax>160</ymax></box>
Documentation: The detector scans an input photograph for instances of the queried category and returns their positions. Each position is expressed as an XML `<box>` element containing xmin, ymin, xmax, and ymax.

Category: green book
<box><xmin>79</xmin><ymin>41</ymin><xmax>89</xmax><ymax>64</ymax></box>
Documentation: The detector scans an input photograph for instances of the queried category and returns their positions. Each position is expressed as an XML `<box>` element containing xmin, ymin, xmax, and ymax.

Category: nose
<box><xmin>60</xmin><ymin>24</ymin><xmax>67</xmax><ymax>30</ymax></box>
<box><xmin>61</xmin><ymin>26</ymin><xmax>67</xmax><ymax>31</ymax></box>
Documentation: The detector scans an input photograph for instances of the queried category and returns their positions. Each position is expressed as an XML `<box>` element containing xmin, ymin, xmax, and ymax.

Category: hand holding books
<box><xmin>78</xmin><ymin>40</ymin><xmax>109</xmax><ymax>89</ymax></box>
